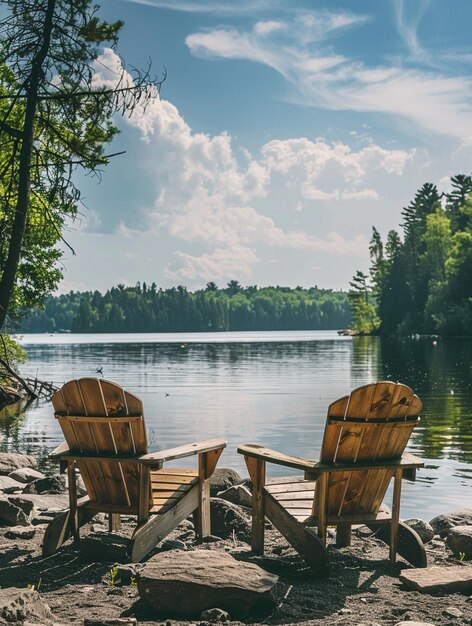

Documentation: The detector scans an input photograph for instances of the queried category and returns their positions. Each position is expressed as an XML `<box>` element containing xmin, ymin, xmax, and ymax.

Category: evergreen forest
<box><xmin>17</xmin><ymin>282</ymin><xmax>351</xmax><ymax>333</ymax></box>
<box><xmin>349</xmin><ymin>174</ymin><xmax>472</xmax><ymax>335</ymax></box>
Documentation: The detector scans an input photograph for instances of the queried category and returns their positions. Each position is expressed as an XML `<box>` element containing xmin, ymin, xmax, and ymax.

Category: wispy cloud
<box><xmin>124</xmin><ymin>0</ymin><xmax>285</xmax><ymax>16</ymax></box>
<box><xmin>186</xmin><ymin>15</ymin><xmax>472</xmax><ymax>139</ymax></box>
<box><xmin>394</xmin><ymin>0</ymin><xmax>430</xmax><ymax>63</ymax></box>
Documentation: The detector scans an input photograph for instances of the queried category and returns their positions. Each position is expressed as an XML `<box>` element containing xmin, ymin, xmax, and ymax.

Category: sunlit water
<box><xmin>1</xmin><ymin>331</ymin><xmax>471</xmax><ymax>519</ymax></box>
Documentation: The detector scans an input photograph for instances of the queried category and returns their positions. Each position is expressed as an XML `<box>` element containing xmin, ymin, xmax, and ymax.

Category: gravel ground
<box><xmin>0</xmin><ymin>518</ymin><xmax>470</xmax><ymax>626</ymax></box>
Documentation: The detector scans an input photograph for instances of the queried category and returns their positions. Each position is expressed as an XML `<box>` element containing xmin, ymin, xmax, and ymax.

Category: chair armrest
<box><xmin>237</xmin><ymin>444</ymin><xmax>317</xmax><ymax>471</ymax></box>
<box><xmin>49</xmin><ymin>441</ymin><xmax>70</xmax><ymax>458</ymax></box>
<box><xmin>305</xmin><ymin>451</ymin><xmax>424</xmax><ymax>479</ymax></box>
<box><xmin>138</xmin><ymin>439</ymin><xmax>227</xmax><ymax>465</ymax></box>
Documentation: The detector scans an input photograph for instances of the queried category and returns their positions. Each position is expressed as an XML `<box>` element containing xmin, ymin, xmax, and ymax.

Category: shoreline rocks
<box><xmin>429</xmin><ymin>508</ymin><xmax>472</xmax><ymax>537</ymax></box>
<box><xmin>0</xmin><ymin>452</ymin><xmax>37</xmax><ymax>475</ymax></box>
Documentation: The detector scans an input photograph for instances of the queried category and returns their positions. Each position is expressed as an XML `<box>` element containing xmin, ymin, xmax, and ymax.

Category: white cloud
<box><xmin>254</xmin><ymin>21</ymin><xmax>285</xmax><ymax>36</ymax></box>
<box><xmin>124</xmin><ymin>0</ymin><xmax>283</xmax><ymax>15</ymax></box>
<box><xmin>394</xmin><ymin>0</ymin><xmax>430</xmax><ymax>63</ymax></box>
<box><xmin>165</xmin><ymin>245</ymin><xmax>259</xmax><ymax>282</ymax></box>
<box><xmin>91</xmin><ymin>49</ymin><xmax>413</xmax><ymax>283</ymax></box>
<box><xmin>185</xmin><ymin>15</ymin><xmax>472</xmax><ymax>139</ymax></box>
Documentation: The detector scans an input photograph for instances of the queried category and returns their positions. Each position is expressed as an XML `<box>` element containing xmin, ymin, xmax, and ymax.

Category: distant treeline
<box><xmin>17</xmin><ymin>281</ymin><xmax>351</xmax><ymax>333</ymax></box>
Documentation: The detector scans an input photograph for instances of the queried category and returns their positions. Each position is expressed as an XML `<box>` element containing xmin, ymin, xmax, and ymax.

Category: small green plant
<box><xmin>458</xmin><ymin>551</ymin><xmax>466</xmax><ymax>562</ymax></box>
<box><xmin>109</xmin><ymin>566</ymin><xmax>119</xmax><ymax>586</ymax></box>
<box><xmin>130</xmin><ymin>576</ymin><xmax>138</xmax><ymax>587</ymax></box>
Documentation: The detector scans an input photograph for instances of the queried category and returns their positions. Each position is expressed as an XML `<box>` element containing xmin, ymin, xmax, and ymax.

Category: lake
<box><xmin>1</xmin><ymin>330</ymin><xmax>471</xmax><ymax>519</ymax></box>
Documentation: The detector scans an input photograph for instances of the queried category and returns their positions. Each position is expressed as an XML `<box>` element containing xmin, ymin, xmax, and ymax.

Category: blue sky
<box><xmin>62</xmin><ymin>0</ymin><xmax>472</xmax><ymax>292</ymax></box>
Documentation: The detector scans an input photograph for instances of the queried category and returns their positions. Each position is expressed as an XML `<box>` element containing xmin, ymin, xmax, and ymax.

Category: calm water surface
<box><xmin>1</xmin><ymin>331</ymin><xmax>471</xmax><ymax>519</ymax></box>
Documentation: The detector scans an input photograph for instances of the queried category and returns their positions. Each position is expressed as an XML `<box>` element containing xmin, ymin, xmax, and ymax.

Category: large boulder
<box><xmin>429</xmin><ymin>508</ymin><xmax>472</xmax><ymax>537</ymax></box>
<box><xmin>403</xmin><ymin>519</ymin><xmax>434</xmax><ymax>544</ymax></box>
<box><xmin>0</xmin><ymin>587</ymin><xmax>54</xmax><ymax>624</ymax></box>
<box><xmin>209</xmin><ymin>469</ymin><xmax>243</xmax><ymax>497</ymax></box>
<box><xmin>0</xmin><ymin>497</ymin><xmax>31</xmax><ymax>526</ymax></box>
<box><xmin>446</xmin><ymin>526</ymin><xmax>472</xmax><ymax>560</ymax></box>
<box><xmin>137</xmin><ymin>549</ymin><xmax>278</xmax><ymax>618</ymax></box>
<box><xmin>8</xmin><ymin>467</ymin><xmax>45</xmax><ymax>483</ymax></box>
<box><xmin>0</xmin><ymin>453</ymin><xmax>37</xmax><ymax>475</ymax></box>
<box><xmin>217</xmin><ymin>484</ymin><xmax>252</xmax><ymax>509</ymax></box>
<box><xmin>23</xmin><ymin>474</ymin><xmax>66</xmax><ymax>495</ymax></box>
<box><xmin>210</xmin><ymin>498</ymin><xmax>251</xmax><ymax>541</ymax></box>
<box><xmin>0</xmin><ymin>475</ymin><xmax>23</xmax><ymax>494</ymax></box>
<box><xmin>10</xmin><ymin>492</ymin><xmax>69</xmax><ymax>512</ymax></box>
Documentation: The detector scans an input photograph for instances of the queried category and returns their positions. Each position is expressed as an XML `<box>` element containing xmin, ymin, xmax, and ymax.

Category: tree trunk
<box><xmin>0</xmin><ymin>0</ymin><xmax>56</xmax><ymax>329</ymax></box>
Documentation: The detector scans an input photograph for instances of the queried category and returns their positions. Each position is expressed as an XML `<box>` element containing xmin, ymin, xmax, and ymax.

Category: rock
<box><xmin>115</xmin><ymin>564</ymin><xmax>137</xmax><ymax>585</ymax></box>
<box><xmin>7</xmin><ymin>496</ymin><xmax>35</xmax><ymax>517</ymax></box>
<box><xmin>23</xmin><ymin>474</ymin><xmax>66</xmax><ymax>495</ymax></box>
<box><xmin>200</xmin><ymin>535</ymin><xmax>223</xmax><ymax>543</ymax></box>
<box><xmin>160</xmin><ymin>539</ymin><xmax>187</xmax><ymax>551</ymax></box>
<box><xmin>0</xmin><ymin>453</ymin><xmax>37</xmax><ymax>476</ymax></box>
<box><xmin>339</xmin><ymin>608</ymin><xmax>353</xmax><ymax>614</ymax></box>
<box><xmin>12</xmin><ymin>493</ymin><xmax>69</xmax><ymax>512</ymax></box>
<box><xmin>0</xmin><ymin>587</ymin><xmax>54</xmax><ymax>624</ymax></box>
<box><xmin>8</xmin><ymin>467</ymin><xmax>45</xmax><ymax>483</ymax></box>
<box><xmin>430</xmin><ymin>508</ymin><xmax>472</xmax><ymax>537</ymax></box>
<box><xmin>0</xmin><ymin>497</ymin><xmax>31</xmax><ymax>526</ymax></box>
<box><xmin>137</xmin><ymin>549</ymin><xmax>278</xmax><ymax>618</ymax></box>
<box><xmin>399</xmin><ymin>565</ymin><xmax>472</xmax><ymax>594</ymax></box>
<box><xmin>5</xmin><ymin>525</ymin><xmax>36</xmax><ymax>539</ymax></box>
<box><xmin>0</xmin><ymin>475</ymin><xmax>23</xmax><ymax>494</ymax></box>
<box><xmin>74</xmin><ymin>473</ymin><xmax>87</xmax><ymax>496</ymax></box>
<box><xmin>217</xmin><ymin>485</ymin><xmax>252</xmax><ymax>509</ymax></box>
<box><xmin>394</xmin><ymin>623</ymin><xmax>436</xmax><ymax>626</ymax></box>
<box><xmin>32</xmin><ymin>515</ymin><xmax>55</xmax><ymax>526</ymax></box>
<box><xmin>443</xmin><ymin>606</ymin><xmax>462</xmax><ymax>618</ymax></box>
<box><xmin>209</xmin><ymin>469</ymin><xmax>243</xmax><ymax>497</ymax></box>
<box><xmin>84</xmin><ymin>617</ymin><xmax>138</xmax><ymax>626</ymax></box>
<box><xmin>80</xmin><ymin>532</ymin><xmax>130</xmax><ymax>563</ymax></box>
<box><xmin>210</xmin><ymin>498</ymin><xmax>251</xmax><ymax>541</ymax></box>
<box><xmin>200</xmin><ymin>608</ymin><xmax>230</xmax><ymax>622</ymax></box>
<box><xmin>446</xmin><ymin>526</ymin><xmax>472</xmax><ymax>560</ymax></box>
<box><xmin>404</xmin><ymin>519</ymin><xmax>434</xmax><ymax>544</ymax></box>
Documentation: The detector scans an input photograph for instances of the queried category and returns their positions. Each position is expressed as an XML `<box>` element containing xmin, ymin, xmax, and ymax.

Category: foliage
<box><xmin>0</xmin><ymin>0</ymin><xmax>159</xmax><ymax>329</ymax></box>
<box><xmin>0</xmin><ymin>333</ymin><xmax>26</xmax><ymax>373</ymax></box>
<box><xmin>348</xmin><ymin>271</ymin><xmax>379</xmax><ymax>334</ymax></box>
<box><xmin>350</xmin><ymin>174</ymin><xmax>472</xmax><ymax>335</ymax></box>
<box><xmin>109</xmin><ymin>566</ymin><xmax>119</xmax><ymax>586</ymax></box>
<box><xmin>17</xmin><ymin>283</ymin><xmax>351</xmax><ymax>333</ymax></box>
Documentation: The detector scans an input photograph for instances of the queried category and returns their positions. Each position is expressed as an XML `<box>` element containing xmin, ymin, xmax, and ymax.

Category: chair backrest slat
<box><xmin>52</xmin><ymin>378</ymin><xmax>148</xmax><ymax>508</ymax></box>
<box><xmin>317</xmin><ymin>381</ymin><xmax>421</xmax><ymax>517</ymax></box>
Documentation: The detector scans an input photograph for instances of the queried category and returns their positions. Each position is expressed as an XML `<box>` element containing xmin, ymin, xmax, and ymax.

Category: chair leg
<box><xmin>67</xmin><ymin>462</ymin><xmax>79</xmax><ymax>543</ymax></box>
<box><xmin>109</xmin><ymin>514</ymin><xmax>121</xmax><ymax>532</ymax></box>
<box><xmin>336</xmin><ymin>523</ymin><xmax>352</xmax><ymax>547</ymax></box>
<box><xmin>390</xmin><ymin>469</ymin><xmax>402</xmax><ymax>563</ymax></box>
<box><xmin>245</xmin><ymin>457</ymin><xmax>266</xmax><ymax>555</ymax></box>
<box><xmin>196</xmin><ymin>478</ymin><xmax>210</xmax><ymax>539</ymax></box>
<box><xmin>196</xmin><ymin>452</ymin><xmax>211</xmax><ymax>539</ymax></box>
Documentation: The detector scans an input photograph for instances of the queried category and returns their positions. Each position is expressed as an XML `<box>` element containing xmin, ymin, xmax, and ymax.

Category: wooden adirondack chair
<box><xmin>238</xmin><ymin>381</ymin><xmax>427</xmax><ymax>577</ymax></box>
<box><xmin>43</xmin><ymin>378</ymin><xmax>226</xmax><ymax>561</ymax></box>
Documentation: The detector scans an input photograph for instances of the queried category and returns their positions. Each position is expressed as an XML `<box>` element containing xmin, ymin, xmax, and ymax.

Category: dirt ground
<box><xmin>0</xmin><ymin>517</ymin><xmax>470</xmax><ymax>626</ymax></box>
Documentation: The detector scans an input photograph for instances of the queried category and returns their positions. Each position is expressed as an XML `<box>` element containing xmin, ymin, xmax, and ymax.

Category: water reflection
<box><xmin>351</xmin><ymin>336</ymin><xmax>472</xmax><ymax>464</ymax></box>
<box><xmin>0</xmin><ymin>332</ymin><xmax>470</xmax><ymax>518</ymax></box>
